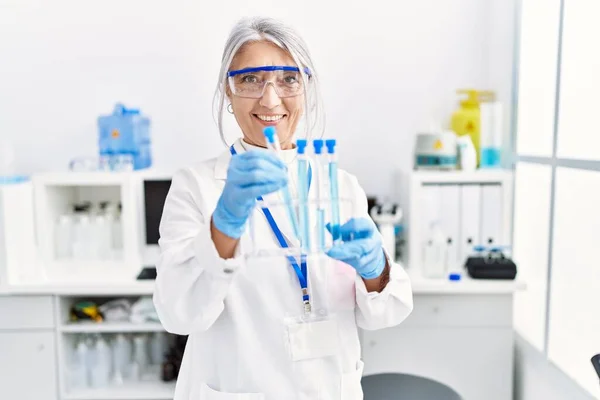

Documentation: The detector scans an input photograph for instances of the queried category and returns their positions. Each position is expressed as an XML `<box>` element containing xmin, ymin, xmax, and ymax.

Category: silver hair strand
<box><xmin>212</xmin><ymin>16</ymin><xmax>326</xmax><ymax>147</ymax></box>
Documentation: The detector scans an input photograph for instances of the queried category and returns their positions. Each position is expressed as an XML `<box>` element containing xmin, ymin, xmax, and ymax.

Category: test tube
<box><xmin>296</xmin><ymin>139</ymin><xmax>310</xmax><ymax>251</ymax></box>
<box><xmin>312</xmin><ymin>139</ymin><xmax>326</xmax><ymax>251</ymax></box>
<box><xmin>263</xmin><ymin>127</ymin><xmax>301</xmax><ymax>242</ymax></box>
<box><xmin>325</xmin><ymin>139</ymin><xmax>341</xmax><ymax>244</ymax></box>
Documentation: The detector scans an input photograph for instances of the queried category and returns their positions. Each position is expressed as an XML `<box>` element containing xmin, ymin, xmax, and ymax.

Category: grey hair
<box><xmin>212</xmin><ymin>17</ymin><xmax>326</xmax><ymax>147</ymax></box>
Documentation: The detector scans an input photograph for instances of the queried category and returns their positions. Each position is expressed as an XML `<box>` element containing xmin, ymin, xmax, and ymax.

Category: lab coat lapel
<box><xmin>214</xmin><ymin>139</ymin><xmax>247</xmax><ymax>181</ymax></box>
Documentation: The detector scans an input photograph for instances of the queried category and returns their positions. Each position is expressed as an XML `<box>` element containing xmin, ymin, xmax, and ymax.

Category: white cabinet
<box><xmin>407</xmin><ymin>171</ymin><xmax>513</xmax><ymax>276</ymax></box>
<box><xmin>0</xmin><ymin>295</ymin><xmax>58</xmax><ymax>400</ymax></box>
<box><xmin>0</xmin><ymin>331</ymin><xmax>58</xmax><ymax>400</ymax></box>
<box><xmin>360</xmin><ymin>293</ymin><xmax>515</xmax><ymax>400</ymax></box>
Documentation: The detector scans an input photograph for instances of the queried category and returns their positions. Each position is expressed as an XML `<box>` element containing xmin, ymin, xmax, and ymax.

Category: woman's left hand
<box><xmin>326</xmin><ymin>218</ymin><xmax>386</xmax><ymax>280</ymax></box>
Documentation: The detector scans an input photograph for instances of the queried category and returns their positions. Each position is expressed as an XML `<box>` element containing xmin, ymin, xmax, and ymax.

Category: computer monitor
<box><xmin>143</xmin><ymin>179</ymin><xmax>172</xmax><ymax>245</ymax></box>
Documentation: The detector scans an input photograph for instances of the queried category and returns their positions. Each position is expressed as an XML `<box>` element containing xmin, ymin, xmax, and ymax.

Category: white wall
<box><xmin>514</xmin><ymin>335</ymin><xmax>595</xmax><ymax>400</ymax></box>
<box><xmin>0</xmin><ymin>0</ymin><xmax>516</xmax><ymax>201</ymax></box>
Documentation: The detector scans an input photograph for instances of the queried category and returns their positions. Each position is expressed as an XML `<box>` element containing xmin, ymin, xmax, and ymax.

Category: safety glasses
<box><xmin>227</xmin><ymin>66</ymin><xmax>312</xmax><ymax>99</ymax></box>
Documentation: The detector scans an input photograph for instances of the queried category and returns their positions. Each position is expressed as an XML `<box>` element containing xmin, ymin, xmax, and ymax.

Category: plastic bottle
<box><xmin>72</xmin><ymin>336</ymin><xmax>90</xmax><ymax>388</ymax></box>
<box><xmin>55</xmin><ymin>214</ymin><xmax>74</xmax><ymax>259</ymax></box>
<box><xmin>111</xmin><ymin>203</ymin><xmax>123</xmax><ymax>254</ymax></box>
<box><xmin>84</xmin><ymin>335</ymin><xmax>96</xmax><ymax>386</ymax></box>
<box><xmin>479</xmin><ymin>100</ymin><xmax>503</xmax><ymax>168</ymax></box>
<box><xmin>74</xmin><ymin>214</ymin><xmax>94</xmax><ymax>259</ymax></box>
<box><xmin>456</xmin><ymin>135</ymin><xmax>477</xmax><ymax>171</ymax></box>
<box><xmin>112</xmin><ymin>333</ymin><xmax>131</xmax><ymax>383</ymax></box>
<box><xmin>445</xmin><ymin>238</ymin><xmax>462</xmax><ymax>281</ymax></box>
<box><xmin>150</xmin><ymin>332</ymin><xmax>168</xmax><ymax>365</ymax></box>
<box><xmin>93</xmin><ymin>214</ymin><xmax>112</xmax><ymax>260</ymax></box>
<box><xmin>0</xmin><ymin>139</ymin><xmax>26</xmax><ymax>184</ymax></box>
<box><xmin>451</xmin><ymin>89</ymin><xmax>484</xmax><ymax>166</ymax></box>
<box><xmin>90</xmin><ymin>335</ymin><xmax>111</xmax><ymax>388</ymax></box>
<box><xmin>132</xmin><ymin>335</ymin><xmax>149</xmax><ymax>380</ymax></box>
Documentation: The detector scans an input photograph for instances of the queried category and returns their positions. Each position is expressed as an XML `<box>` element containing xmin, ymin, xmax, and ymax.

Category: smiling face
<box><xmin>227</xmin><ymin>41</ymin><xmax>305</xmax><ymax>149</ymax></box>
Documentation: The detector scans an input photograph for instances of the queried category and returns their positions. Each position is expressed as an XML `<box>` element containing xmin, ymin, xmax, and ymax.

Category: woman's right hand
<box><xmin>212</xmin><ymin>150</ymin><xmax>288</xmax><ymax>239</ymax></box>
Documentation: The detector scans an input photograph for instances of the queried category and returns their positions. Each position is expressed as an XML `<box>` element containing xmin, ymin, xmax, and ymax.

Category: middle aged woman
<box><xmin>153</xmin><ymin>16</ymin><xmax>414</xmax><ymax>400</ymax></box>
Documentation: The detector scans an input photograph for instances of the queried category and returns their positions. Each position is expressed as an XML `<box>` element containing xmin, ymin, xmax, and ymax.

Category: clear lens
<box><xmin>229</xmin><ymin>70</ymin><xmax>305</xmax><ymax>98</ymax></box>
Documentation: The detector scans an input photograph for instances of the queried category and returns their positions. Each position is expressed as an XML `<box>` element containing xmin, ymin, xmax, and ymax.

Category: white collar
<box><xmin>214</xmin><ymin>138</ymin><xmax>298</xmax><ymax>180</ymax></box>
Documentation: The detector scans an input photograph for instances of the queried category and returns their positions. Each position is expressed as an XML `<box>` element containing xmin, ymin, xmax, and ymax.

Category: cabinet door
<box><xmin>0</xmin><ymin>332</ymin><xmax>58</xmax><ymax>400</ymax></box>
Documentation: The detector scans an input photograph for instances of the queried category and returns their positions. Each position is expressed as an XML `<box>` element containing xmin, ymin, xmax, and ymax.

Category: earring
<box><xmin>227</xmin><ymin>104</ymin><xmax>234</xmax><ymax>114</ymax></box>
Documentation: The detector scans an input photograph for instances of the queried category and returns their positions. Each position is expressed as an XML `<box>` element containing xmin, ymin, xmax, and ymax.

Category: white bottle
<box><xmin>132</xmin><ymin>335</ymin><xmax>148</xmax><ymax>380</ymax></box>
<box><xmin>84</xmin><ymin>335</ymin><xmax>96</xmax><ymax>386</ymax></box>
<box><xmin>73</xmin><ymin>337</ymin><xmax>90</xmax><ymax>388</ymax></box>
<box><xmin>445</xmin><ymin>237</ymin><xmax>462</xmax><ymax>281</ymax></box>
<box><xmin>72</xmin><ymin>214</ymin><xmax>92</xmax><ymax>259</ymax></box>
<box><xmin>90</xmin><ymin>335</ymin><xmax>111</xmax><ymax>388</ymax></box>
<box><xmin>55</xmin><ymin>214</ymin><xmax>73</xmax><ymax>259</ymax></box>
<box><xmin>93</xmin><ymin>215</ymin><xmax>112</xmax><ymax>260</ymax></box>
<box><xmin>112</xmin><ymin>204</ymin><xmax>123</xmax><ymax>253</ymax></box>
<box><xmin>112</xmin><ymin>333</ymin><xmax>131</xmax><ymax>383</ymax></box>
<box><xmin>150</xmin><ymin>332</ymin><xmax>168</xmax><ymax>365</ymax></box>
<box><xmin>457</xmin><ymin>135</ymin><xmax>477</xmax><ymax>171</ymax></box>
<box><xmin>105</xmin><ymin>203</ymin><xmax>123</xmax><ymax>256</ymax></box>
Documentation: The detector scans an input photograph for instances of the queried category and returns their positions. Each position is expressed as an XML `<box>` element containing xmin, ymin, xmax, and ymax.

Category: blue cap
<box><xmin>263</xmin><ymin>126</ymin><xmax>276</xmax><ymax>143</ymax></box>
<box><xmin>296</xmin><ymin>139</ymin><xmax>308</xmax><ymax>154</ymax></box>
<box><xmin>325</xmin><ymin>139</ymin><xmax>337</xmax><ymax>154</ymax></box>
<box><xmin>0</xmin><ymin>176</ymin><xmax>29</xmax><ymax>185</ymax></box>
<box><xmin>449</xmin><ymin>273</ymin><xmax>461</xmax><ymax>281</ymax></box>
<box><xmin>313</xmin><ymin>139</ymin><xmax>324</xmax><ymax>154</ymax></box>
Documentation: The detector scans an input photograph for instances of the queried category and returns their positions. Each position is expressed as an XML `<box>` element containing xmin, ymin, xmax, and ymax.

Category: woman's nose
<box><xmin>259</xmin><ymin>83</ymin><xmax>282</xmax><ymax>109</ymax></box>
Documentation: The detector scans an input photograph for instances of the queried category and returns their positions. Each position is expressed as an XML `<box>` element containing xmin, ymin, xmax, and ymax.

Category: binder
<box><xmin>459</xmin><ymin>184</ymin><xmax>481</xmax><ymax>265</ymax></box>
<box><xmin>480</xmin><ymin>183</ymin><xmax>503</xmax><ymax>247</ymax></box>
<box><xmin>420</xmin><ymin>184</ymin><xmax>442</xmax><ymax>238</ymax></box>
<box><xmin>439</xmin><ymin>184</ymin><xmax>461</xmax><ymax>271</ymax></box>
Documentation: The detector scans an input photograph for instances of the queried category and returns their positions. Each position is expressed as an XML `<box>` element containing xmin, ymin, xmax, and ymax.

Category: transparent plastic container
<box><xmin>245</xmin><ymin>196</ymin><xmax>357</xmax><ymax>259</ymax></box>
<box><xmin>0</xmin><ymin>139</ymin><xmax>27</xmax><ymax>184</ymax></box>
<box><xmin>55</xmin><ymin>214</ymin><xmax>74</xmax><ymax>259</ymax></box>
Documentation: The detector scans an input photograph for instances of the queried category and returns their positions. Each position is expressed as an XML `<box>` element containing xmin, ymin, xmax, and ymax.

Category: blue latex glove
<box><xmin>212</xmin><ymin>150</ymin><xmax>288</xmax><ymax>239</ymax></box>
<box><xmin>326</xmin><ymin>218</ymin><xmax>386</xmax><ymax>279</ymax></box>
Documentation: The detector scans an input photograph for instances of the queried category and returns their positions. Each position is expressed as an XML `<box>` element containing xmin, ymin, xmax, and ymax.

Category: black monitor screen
<box><xmin>144</xmin><ymin>180</ymin><xmax>172</xmax><ymax>245</ymax></box>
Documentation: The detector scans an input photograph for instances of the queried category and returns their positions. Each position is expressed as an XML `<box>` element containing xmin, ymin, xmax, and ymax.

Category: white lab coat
<box><xmin>153</xmin><ymin>138</ymin><xmax>413</xmax><ymax>400</ymax></box>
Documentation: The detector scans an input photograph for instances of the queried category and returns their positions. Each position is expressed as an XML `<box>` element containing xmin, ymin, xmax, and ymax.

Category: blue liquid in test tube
<box><xmin>326</xmin><ymin>139</ymin><xmax>341</xmax><ymax>244</ymax></box>
<box><xmin>297</xmin><ymin>139</ymin><xmax>310</xmax><ymax>251</ymax></box>
<box><xmin>313</xmin><ymin>139</ymin><xmax>326</xmax><ymax>251</ymax></box>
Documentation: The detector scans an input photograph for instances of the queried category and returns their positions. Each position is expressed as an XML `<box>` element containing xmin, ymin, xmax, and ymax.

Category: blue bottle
<box><xmin>97</xmin><ymin>103</ymin><xmax>152</xmax><ymax>170</ymax></box>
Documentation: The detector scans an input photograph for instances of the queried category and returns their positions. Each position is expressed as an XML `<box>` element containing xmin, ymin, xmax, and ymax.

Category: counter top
<box><xmin>407</xmin><ymin>273</ymin><xmax>526</xmax><ymax>294</ymax></box>
<box><xmin>0</xmin><ymin>280</ymin><xmax>157</xmax><ymax>296</ymax></box>
<box><xmin>0</xmin><ymin>272</ymin><xmax>525</xmax><ymax>296</ymax></box>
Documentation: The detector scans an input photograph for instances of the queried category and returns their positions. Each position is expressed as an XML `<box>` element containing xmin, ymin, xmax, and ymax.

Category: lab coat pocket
<box><xmin>287</xmin><ymin>318</ymin><xmax>340</xmax><ymax>361</ymax></box>
<box><xmin>198</xmin><ymin>383</ymin><xmax>265</xmax><ymax>400</ymax></box>
<box><xmin>340</xmin><ymin>360</ymin><xmax>365</xmax><ymax>400</ymax></box>
<box><xmin>327</xmin><ymin>260</ymin><xmax>357</xmax><ymax>311</ymax></box>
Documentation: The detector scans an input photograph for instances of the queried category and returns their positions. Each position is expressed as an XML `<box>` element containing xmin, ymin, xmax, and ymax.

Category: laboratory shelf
<box><xmin>32</xmin><ymin>171</ymin><xmax>134</xmax><ymax>186</ymax></box>
<box><xmin>63</xmin><ymin>380</ymin><xmax>176</xmax><ymax>400</ymax></box>
<box><xmin>60</xmin><ymin>321</ymin><xmax>165</xmax><ymax>333</ymax></box>
<box><xmin>411</xmin><ymin>169</ymin><xmax>512</xmax><ymax>184</ymax></box>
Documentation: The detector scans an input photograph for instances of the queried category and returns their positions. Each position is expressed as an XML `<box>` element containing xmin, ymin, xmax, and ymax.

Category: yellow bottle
<box><xmin>451</xmin><ymin>89</ymin><xmax>483</xmax><ymax>166</ymax></box>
